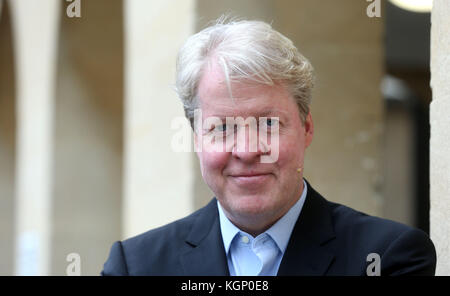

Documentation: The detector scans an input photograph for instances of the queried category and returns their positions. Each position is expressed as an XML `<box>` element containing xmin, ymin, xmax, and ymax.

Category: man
<box><xmin>102</xmin><ymin>19</ymin><xmax>436</xmax><ymax>276</ymax></box>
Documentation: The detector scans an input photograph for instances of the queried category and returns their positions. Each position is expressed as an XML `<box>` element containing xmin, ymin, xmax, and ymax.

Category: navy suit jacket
<box><xmin>101</xmin><ymin>181</ymin><xmax>436</xmax><ymax>276</ymax></box>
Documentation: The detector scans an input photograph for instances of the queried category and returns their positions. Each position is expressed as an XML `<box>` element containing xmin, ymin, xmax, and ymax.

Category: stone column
<box><xmin>8</xmin><ymin>0</ymin><xmax>60</xmax><ymax>275</ymax></box>
<box><xmin>430</xmin><ymin>0</ymin><xmax>450</xmax><ymax>276</ymax></box>
<box><xmin>0</xmin><ymin>0</ymin><xmax>15</xmax><ymax>275</ymax></box>
<box><xmin>123</xmin><ymin>0</ymin><xmax>195</xmax><ymax>238</ymax></box>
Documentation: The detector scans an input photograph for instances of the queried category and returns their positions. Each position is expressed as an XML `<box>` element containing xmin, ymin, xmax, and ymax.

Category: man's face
<box><xmin>195</xmin><ymin>63</ymin><xmax>313</xmax><ymax>231</ymax></box>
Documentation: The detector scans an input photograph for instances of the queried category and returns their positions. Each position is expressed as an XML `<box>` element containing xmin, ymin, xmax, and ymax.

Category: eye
<box><xmin>262</xmin><ymin>117</ymin><xmax>279</xmax><ymax>128</ymax></box>
<box><xmin>213</xmin><ymin>123</ymin><xmax>228</xmax><ymax>132</ymax></box>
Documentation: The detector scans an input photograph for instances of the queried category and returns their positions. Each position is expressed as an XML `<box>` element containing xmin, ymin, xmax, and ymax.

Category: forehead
<box><xmin>197</xmin><ymin>62</ymin><xmax>296</xmax><ymax>118</ymax></box>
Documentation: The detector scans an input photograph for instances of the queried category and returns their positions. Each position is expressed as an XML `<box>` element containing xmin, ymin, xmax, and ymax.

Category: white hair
<box><xmin>175</xmin><ymin>17</ymin><xmax>314</xmax><ymax>126</ymax></box>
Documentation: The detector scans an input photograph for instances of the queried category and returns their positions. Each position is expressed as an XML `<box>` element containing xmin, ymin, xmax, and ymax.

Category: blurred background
<box><xmin>0</xmin><ymin>0</ymin><xmax>438</xmax><ymax>275</ymax></box>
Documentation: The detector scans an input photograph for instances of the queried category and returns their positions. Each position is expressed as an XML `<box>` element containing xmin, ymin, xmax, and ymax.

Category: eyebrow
<box><xmin>258</xmin><ymin>108</ymin><xmax>289</xmax><ymax>117</ymax></box>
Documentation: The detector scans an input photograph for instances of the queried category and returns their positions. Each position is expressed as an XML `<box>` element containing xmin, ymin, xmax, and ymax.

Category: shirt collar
<box><xmin>217</xmin><ymin>200</ymin><xmax>241</xmax><ymax>254</ymax></box>
<box><xmin>217</xmin><ymin>179</ymin><xmax>308</xmax><ymax>255</ymax></box>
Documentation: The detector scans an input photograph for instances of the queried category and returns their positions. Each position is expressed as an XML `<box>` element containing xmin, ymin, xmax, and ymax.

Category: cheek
<box><xmin>198</xmin><ymin>151</ymin><xmax>229</xmax><ymax>177</ymax></box>
<box><xmin>277</xmin><ymin>134</ymin><xmax>305</xmax><ymax>168</ymax></box>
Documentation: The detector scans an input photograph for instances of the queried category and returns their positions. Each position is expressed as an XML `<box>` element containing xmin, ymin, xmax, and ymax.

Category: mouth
<box><xmin>228</xmin><ymin>173</ymin><xmax>273</xmax><ymax>188</ymax></box>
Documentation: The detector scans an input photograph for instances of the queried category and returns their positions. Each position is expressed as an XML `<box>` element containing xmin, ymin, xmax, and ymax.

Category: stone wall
<box><xmin>430</xmin><ymin>0</ymin><xmax>450</xmax><ymax>276</ymax></box>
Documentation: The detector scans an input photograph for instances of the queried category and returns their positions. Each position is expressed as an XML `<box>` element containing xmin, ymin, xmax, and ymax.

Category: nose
<box><xmin>231</xmin><ymin>125</ymin><xmax>267</xmax><ymax>163</ymax></box>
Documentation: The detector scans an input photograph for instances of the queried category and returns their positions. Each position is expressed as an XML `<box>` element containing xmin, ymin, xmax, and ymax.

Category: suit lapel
<box><xmin>277</xmin><ymin>180</ymin><xmax>336</xmax><ymax>275</ymax></box>
<box><xmin>180</xmin><ymin>199</ymin><xmax>230</xmax><ymax>276</ymax></box>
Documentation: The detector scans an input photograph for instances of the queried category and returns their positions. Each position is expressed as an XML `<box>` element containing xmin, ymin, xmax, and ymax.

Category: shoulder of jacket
<box><xmin>120</xmin><ymin>199</ymin><xmax>213</xmax><ymax>251</ymax></box>
<box><xmin>328</xmin><ymin>200</ymin><xmax>416</xmax><ymax>241</ymax></box>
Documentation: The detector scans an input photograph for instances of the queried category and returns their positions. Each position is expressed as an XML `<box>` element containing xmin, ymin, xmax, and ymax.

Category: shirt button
<box><xmin>241</xmin><ymin>235</ymin><xmax>249</xmax><ymax>244</ymax></box>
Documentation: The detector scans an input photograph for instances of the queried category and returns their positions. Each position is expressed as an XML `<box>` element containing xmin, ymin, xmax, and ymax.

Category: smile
<box><xmin>228</xmin><ymin>173</ymin><xmax>273</xmax><ymax>188</ymax></box>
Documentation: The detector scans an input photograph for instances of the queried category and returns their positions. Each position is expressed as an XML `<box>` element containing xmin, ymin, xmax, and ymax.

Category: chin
<box><xmin>226</xmin><ymin>193</ymin><xmax>276</xmax><ymax>216</ymax></box>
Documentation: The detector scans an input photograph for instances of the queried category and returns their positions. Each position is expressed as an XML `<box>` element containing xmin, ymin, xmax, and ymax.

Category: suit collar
<box><xmin>277</xmin><ymin>179</ymin><xmax>336</xmax><ymax>275</ymax></box>
<box><xmin>180</xmin><ymin>199</ymin><xmax>230</xmax><ymax>275</ymax></box>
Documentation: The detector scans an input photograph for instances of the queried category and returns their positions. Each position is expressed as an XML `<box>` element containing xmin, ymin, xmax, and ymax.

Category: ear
<box><xmin>304</xmin><ymin>112</ymin><xmax>314</xmax><ymax>148</ymax></box>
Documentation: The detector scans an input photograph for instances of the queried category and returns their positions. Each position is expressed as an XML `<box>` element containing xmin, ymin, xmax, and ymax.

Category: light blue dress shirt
<box><xmin>218</xmin><ymin>180</ymin><xmax>308</xmax><ymax>276</ymax></box>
